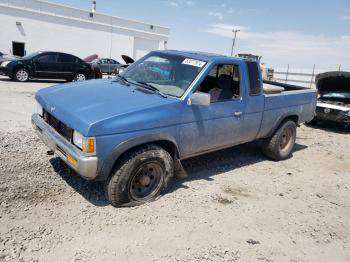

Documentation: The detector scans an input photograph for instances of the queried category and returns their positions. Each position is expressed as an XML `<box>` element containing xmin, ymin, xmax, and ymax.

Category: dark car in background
<box><xmin>91</xmin><ymin>58</ymin><xmax>121</xmax><ymax>74</ymax></box>
<box><xmin>311</xmin><ymin>71</ymin><xmax>350</xmax><ymax>127</ymax></box>
<box><xmin>0</xmin><ymin>51</ymin><xmax>95</xmax><ymax>82</ymax></box>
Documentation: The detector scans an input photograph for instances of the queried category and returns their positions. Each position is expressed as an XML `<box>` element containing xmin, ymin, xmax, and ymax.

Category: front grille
<box><xmin>43</xmin><ymin>110</ymin><xmax>73</xmax><ymax>142</ymax></box>
<box><xmin>316</xmin><ymin>107</ymin><xmax>340</xmax><ymax>117</ymax></box>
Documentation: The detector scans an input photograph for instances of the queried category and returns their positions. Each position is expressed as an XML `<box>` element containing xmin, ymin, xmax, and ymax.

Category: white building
<box><xmin>0</xmin><ymin>0</ymin><xmax>170</xmax><ymax>61</ymax></box>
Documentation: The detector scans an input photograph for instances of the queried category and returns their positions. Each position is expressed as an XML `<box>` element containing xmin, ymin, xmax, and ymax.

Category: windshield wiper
<box><xmin>112</xmin><ymin>75</ymin><xmax>130</xmax><ymax>86</ymax></box>
<box><xmin>135</xmin><ymin>81</ymin><xmax>168</xmax><ymax>98</ymax></box>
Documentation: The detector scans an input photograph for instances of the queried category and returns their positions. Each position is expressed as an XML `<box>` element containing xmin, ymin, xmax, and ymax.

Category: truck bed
<box><xmin>257</xmin><ymin>80</ymin><xmax>317</xmax><ymax>138</ymax></box>
<box><xmin>263</xmin><ymin>80</ymin><xmax>312</xmax><ymax>94</ymax></box>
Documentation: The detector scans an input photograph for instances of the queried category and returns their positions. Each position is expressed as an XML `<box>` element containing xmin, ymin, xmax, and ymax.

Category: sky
<box><xmin>49</xmin><ymin>0</ymin><xmax>350</xmax><ymax>69</ymax></box>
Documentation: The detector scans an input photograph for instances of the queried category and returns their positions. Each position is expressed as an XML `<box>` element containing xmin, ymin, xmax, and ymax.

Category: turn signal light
<box><xmin>66</xmin><ymin>154</ymin><xmax>78</xmax><ymax>167</ymax></box>
<box><xmin>83</xmin><ymin>138</ymin><xmax>95</xmax><ymax>154</ymax></box>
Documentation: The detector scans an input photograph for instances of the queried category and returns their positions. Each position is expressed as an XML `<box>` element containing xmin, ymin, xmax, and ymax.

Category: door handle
<box><xmin>234</xmin><ymin>111</ymin><xmax>242</xmax><ymax>117</ymax></box>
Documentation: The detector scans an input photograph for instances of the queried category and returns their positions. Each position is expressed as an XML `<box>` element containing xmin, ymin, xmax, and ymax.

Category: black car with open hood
<box><xmin>312</xmin><ymin>71</ymin><xmax>350</xmax><ymax>127</ymax></box>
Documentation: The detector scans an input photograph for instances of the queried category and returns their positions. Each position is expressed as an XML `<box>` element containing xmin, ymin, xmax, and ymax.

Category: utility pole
<box><xmin>90</xmin><ymin>1</ymin><xmax>96</xmax><ymax>18</ymax></box>
<box><xmin>230</xmin><ymin>29</ymin><xmax>240</xmax><ymax>56</ymax></box>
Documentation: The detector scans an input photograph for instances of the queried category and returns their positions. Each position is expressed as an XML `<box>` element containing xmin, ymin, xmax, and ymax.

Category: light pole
<box><xmin>230</xmin><ymin>29</ymin><xmax>240</xmax><ymax>56</ymax></box>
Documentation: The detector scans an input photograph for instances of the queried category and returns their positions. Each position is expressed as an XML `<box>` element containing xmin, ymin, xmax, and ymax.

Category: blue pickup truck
<box><xmin>32</xmin><ymin>50</ymin><xmax>317</xmax><ymax>206</ymax></box>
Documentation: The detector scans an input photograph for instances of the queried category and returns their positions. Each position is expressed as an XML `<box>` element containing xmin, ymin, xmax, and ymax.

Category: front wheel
<box><xmin>14</xmin><ymin>68</ymin><xmax>29</xmax><ymax>82</ymax></box>
<box><xmin>104</xmin><ymin>145</ymin><xmax>174</xmax><ymax>207</ymax></box>
<box><xmin>262</xmin><ymin>120</ymin><xmax>297</xmax><ymax>161</ymax></box>
<box><xmin>74</xmin><ymin>72</ymin><xmax>87</xmax><ymax>81</ymax></box>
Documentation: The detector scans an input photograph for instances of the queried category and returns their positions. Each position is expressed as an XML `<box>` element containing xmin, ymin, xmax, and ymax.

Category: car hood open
<box><xmin>121</xmin><ymin>55</ymin><xmax>135</xmax><ymax>64</ymax></box>
<box><xmin>84</xmin><ymin>54</ymin><xmax>98</xmax><ymax>63</ymax></box>
<box><xmin>315</xmin><ymin>71</ymin><xmax>350</xmax><ymax>93</ymax></box>
<box><xmin>36</xmin><ymin>79</ymin><xmax>175</xmax><ymax>136</ymax></box>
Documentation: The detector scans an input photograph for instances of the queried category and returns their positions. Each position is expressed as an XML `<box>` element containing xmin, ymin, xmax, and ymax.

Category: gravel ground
<box><xmin>0</xmin><ymin>77</ymin><xmax>349</xmax><ymax>262</ymax></box>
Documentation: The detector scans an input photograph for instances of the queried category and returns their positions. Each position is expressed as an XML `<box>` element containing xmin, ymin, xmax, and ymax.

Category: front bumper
<box><xmin>0</xmin><ymin>66</ymin><xmax>7</xmax><ymax>76</ymax></box>
<box><xmin>31</xmin><ymin>114</ymin><xmax>98</xmax><ymax>179</ymax></box>
<box><xmin>316</xmin><ymin>106</ymin><xmax>350</xmax><ymax>126</ymax></box>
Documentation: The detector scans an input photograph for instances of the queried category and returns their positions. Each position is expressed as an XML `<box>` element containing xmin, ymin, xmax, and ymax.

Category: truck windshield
<box><xmin>120</xmin><ymin>53</ymin><xmax>206</xmax><ymax>97</ymax></box>
<box><xmin>322</xmin><ymin>92</ymin><xmax>350</xmax><ymax>101</ymax></box>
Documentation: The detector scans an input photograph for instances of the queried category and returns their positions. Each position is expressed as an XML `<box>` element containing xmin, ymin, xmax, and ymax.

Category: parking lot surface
<box><xmin>0</xmin><ymin>76</ymin><xmax>349</xmax><ymax>262</ymax></box>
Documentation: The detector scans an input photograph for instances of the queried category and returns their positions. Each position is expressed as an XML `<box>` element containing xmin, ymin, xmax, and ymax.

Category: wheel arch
<box><xmin>12</xmin><ymin>65</ymin><xmax>31</xmax><ymax>78</ymax></box>
<box><xmin>96</xmin><ymin>135</ymin><xmax>180</xmax><ymax>181</ymax></box>
<box><xmin>267</xmin><ymin>114</ymin><xmax>299</xmax><ymax>138</ymax></box>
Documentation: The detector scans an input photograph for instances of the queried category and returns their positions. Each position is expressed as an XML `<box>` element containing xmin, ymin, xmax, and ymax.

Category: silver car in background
<box><xmin>91</xmin><ymin>58</ymin><xmax>121</xmax><ymax>75</ymax></box>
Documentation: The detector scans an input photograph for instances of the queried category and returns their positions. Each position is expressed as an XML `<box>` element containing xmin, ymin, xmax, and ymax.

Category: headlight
<box><xmin>347</xmin><ymin>111</ymin><xmax>350</xmax><ymax>117</ymax></box>
<box><xmin>36</xmin><ymin>102</ymin><xmax>43</xmax><ymax>116</ymax></box>
<box><xmin>1</xmin><ymin>61</ymin><xmax>11</xmax><ymax>67</ymax></box>
<box><xmin>73</xmin><ymin>131</ymin><xmax>96</xmax><ymax>154</ymax></box>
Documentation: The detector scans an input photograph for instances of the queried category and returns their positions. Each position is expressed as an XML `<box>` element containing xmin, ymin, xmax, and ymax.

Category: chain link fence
<box><xmin>273</xmin><ymin>65</ymin><xmax>349</xmax><ymax>88</ymax></box>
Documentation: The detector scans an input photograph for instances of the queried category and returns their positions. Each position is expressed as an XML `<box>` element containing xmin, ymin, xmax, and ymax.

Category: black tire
<box><xmin>13</xmin><ymin>68</ymin><xmax>29</xmax><ymax>82</ymax></box>
<box><xmin>262</xmin><ymin>120</ymin><xmax>297</xmax><ymax>161</ymax></box>
<box><xmin>104</xmin><ymin>144</ymin><xmax>174</xmax><ymax>207</ymax></box>
<box><xmin>73</xmin><ymin>72</ymin><xmax>88</xmax><ymax>81</ymax></box>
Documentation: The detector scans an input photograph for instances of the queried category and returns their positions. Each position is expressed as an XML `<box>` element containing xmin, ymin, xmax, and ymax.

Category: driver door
<box><xmin>180</xmin><ymin>64</ymin><xmax>246</xmax><ymax>156</ymax></box>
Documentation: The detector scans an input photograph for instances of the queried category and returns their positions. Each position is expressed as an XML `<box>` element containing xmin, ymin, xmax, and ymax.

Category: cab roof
<box><xmin>155</xmin><ymin>50</ymin><xmax>245</xmax><ymax>63</ymax></box>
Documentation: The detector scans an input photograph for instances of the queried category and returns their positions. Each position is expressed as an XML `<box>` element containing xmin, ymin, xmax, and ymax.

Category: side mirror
<box><xmin>187</xmin><ymin>92</ymin><xmax>210</xmax><ymax>107</ymax></box>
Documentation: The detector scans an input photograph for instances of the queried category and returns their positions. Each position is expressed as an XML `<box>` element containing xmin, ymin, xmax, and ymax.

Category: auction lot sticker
<box><xmin>182</xmin><ymin>58</ymin><xmax>206</xmax><ymax>68</ymax></box>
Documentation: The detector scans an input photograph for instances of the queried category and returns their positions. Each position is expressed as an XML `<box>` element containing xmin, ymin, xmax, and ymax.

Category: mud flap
<box><xmin>174</xmin><ymin>159</ymin><xmax>187</xmax><ymax>178</ymax></box>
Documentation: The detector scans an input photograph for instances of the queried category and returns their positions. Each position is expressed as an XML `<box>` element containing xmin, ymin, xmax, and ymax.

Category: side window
<box><xmin>197</xmin><ymin>64</ymin><xmax>240</xmax><ymax>102</ymax></box>
<box><xmin>246</xmin><ymin>61</ymin><xmax>262</xmax><ymax>96</ymax></box>
<box><xmin>36</xmin><ymin>54</ymin><xmax>57</xmax><ymax>63</ymax></box>
<box><xmin>57</xmin><ymin>54</ymin><xmax>74</xmax><ymax>63</ymax></box>
<box><xmin>108</xmin><ymin>59</ymin><xmax>116</xmax><ymax>64</ymax></box>
<box><xmin>208</xmin><ymin>66</ymin><xmax>217</xmax><ymax>77</ymax></box>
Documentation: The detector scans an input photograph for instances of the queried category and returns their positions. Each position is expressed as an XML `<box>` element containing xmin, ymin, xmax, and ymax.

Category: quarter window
<box><xmin>246</xmin><ymin>61</ymin><xmax>262</xmax><ymax>96</ymax></box>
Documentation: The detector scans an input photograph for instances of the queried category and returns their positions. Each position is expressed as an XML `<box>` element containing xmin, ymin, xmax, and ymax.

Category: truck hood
<box><xmin>36</xmin><ymin>79</ymin><xmax>177</xmax><ymax>136</ymax></box>
<box><xmin>316</xmin><ymin>71</ymin><xmax>350</xmax><ymax>93</ymax></box>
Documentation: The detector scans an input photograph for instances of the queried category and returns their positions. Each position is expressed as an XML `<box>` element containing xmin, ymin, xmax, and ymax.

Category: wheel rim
<box><xmin>16</xmin><ymin>70</ymin><xmax>28</xmax><ymax>81</ymax></box>
<box><xmin>129</xmin><ymin>162</ymin><xmax>164</xmax><ymax>201</ymax></box>
<box><xmin>279</xmin><ymin>126</ymin><xmax>295</xmax><ymax>153</ymax></box>
<box><xmin>75</xmin><ymin>73</ymin><xmax>86</xmax><ymax>81</ymax></box>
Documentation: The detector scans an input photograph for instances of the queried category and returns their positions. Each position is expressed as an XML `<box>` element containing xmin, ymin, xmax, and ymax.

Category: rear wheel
<box><xmin>74</xmin><ymin>72</ymin><xmax>87</xmax><ymax>81</ymax></box>
<box><xmin>262</xmin><ymin>120</ymin><xmax>297</xmax><ymax>161</ymax></box>
<box><xmin>14</xmin><ymin>68</ymin><xmax>29</xmax><ymax>82</ymax></box>
<box><xmin>104</xmin><ymin>145</ymin><xmax>174</xmax><ymax>207</ymax></box>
